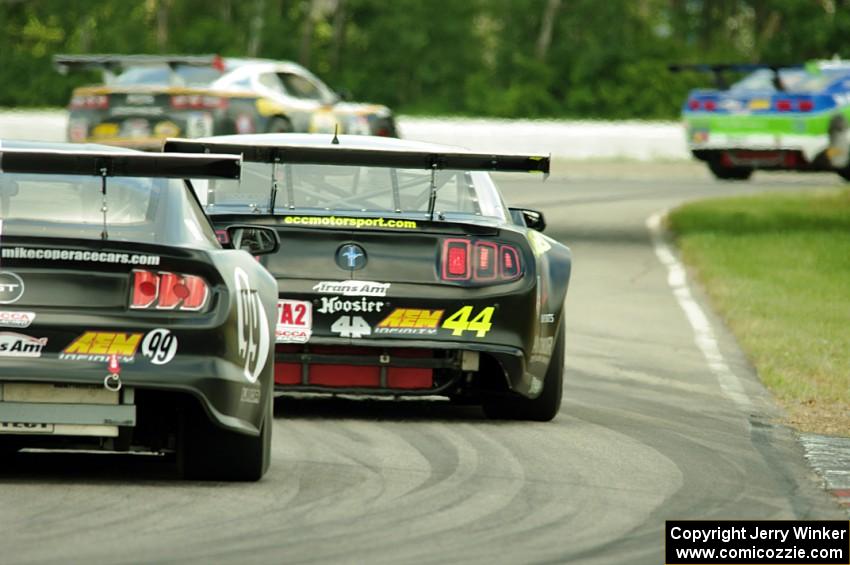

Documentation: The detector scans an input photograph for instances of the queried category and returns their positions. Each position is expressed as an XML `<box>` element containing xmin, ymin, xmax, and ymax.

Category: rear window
<box><xmin>0</xmin><ymin>173</ymin><xmax>217</xmax><ymax>247</ymax></box>
<box><xmin>114</xmin><ymin>65</ymin><xmax>222</xmax><ymax>87</ymax></box>
<box><xmin>202</xmin><ymin>162</ymin><xmax>507</xmax><ymax>220</ymax></box>
<box><xmin>730</xmin><ymin>67</ymin><xmax>850</xmax><ymax>93</ymax></box>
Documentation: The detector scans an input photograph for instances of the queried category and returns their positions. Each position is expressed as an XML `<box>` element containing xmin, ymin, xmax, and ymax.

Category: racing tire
<box><xmin>266</xmin><ymin>117</ymin><xmax>293</xmax><ymax>134</ymax></box>
<box><xmin>707</xmin><ymin>160</ymin><xmax>753</xmax><ymax>181</ymax></box>
<box><xmin>179</xmin><ymin>395</ymin><xmax>272</xmax><ymax>482</ymax></box>
<box><xmin>482</xmin><ymin>318</ymin><xmax>564</xmax><ymax>422</ymax></box>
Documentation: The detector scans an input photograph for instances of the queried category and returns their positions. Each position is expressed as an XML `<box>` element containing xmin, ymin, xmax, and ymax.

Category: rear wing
<box><xmin>0</xmin><ymin>149</ymin><xmax>240</xmax><ymax>179</ymax></box>
<box><xmin>668</xmin><ymin>63</ymin><xmax>798</xmax><ymax>90</ymax></box>
<box><xmin>162</xmin><ymin>138</ymin><xmax>550</xmax><ymax>175</ymax></box>
<box><xmin>53</xmin><ymin>54</ymin><xmax>223</xmax><ymax>84</ymax></box>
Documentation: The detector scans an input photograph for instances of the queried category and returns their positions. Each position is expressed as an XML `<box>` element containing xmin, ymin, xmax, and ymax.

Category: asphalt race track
<box><xmin>0</xmin><ymin>161</ymin><xmax>846</xmax><ymax>565</ymax></box>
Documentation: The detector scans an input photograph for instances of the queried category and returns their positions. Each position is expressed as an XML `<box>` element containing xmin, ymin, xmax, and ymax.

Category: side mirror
<box><xmin>509</xmin><ymin>208</ymin><xmax>546</xmax><ymax>232</ymax></box>
<box><xmin>226</xmin><ymin>225</ymin><xmax>280</xmax><ymax>255</ymax></box>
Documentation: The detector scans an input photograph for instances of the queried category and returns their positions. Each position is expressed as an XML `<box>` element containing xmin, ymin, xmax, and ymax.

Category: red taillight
<box><xmin>775</xmin><ymin>99</ymin><xmax>792</xmax><ymax>111</ymax></box>
<box><xmin>171</xmin><ymin>94</ymin><xmax>227</xmax><ymax>110</ymax></box>
<box><xmin>687</xmin><ymin>99</ymin><xmax>700</xmax><ymax>111</ymax></box>
<box><xmin>474</xmin><ymin>242</ymin><xmax>497</xmax><ymax>280</ymax></box>
<box><xmin>130</xmin><ymin>270</ymin><xmax>209</xmax><ymax>311</ymax></box>
<box><xmin>441</xmin><ymin>239</ymin><xmax>522</xmax><ymax>283</ymax></box>
<box><xmin>703</xmin><ymin>100</ymin><xmax>717</xmax><ymax>111</ymax></box>
<box><xmin>215</xmin><ymin>229</ymin><xmax>230</xmax><ymax>245</ymax></box>
<box><xmin>443</xmin><ymin>239</ymin><xmax>470</xmax><ymax>280</ymax></box>
<box><xmin>70</xmin><ymin>94</ymin><xmax>109</xmax><ymax>110</ymax></box>
<box><xmin>798</xmin><ymin>99</ymin><xmax>814</xmax><ymax>112</ymax></box>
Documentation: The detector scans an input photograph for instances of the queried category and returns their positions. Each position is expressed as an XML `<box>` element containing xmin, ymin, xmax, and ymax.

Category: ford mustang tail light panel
<box><xmin>440</xmin><ymin>238</ymin><xmax>522</xmax><ymax>283</ymax></box>
<box><xmin>130</xmin><ymin>269</ymin><xmax>209</xmax><ymax>311</ymax></box>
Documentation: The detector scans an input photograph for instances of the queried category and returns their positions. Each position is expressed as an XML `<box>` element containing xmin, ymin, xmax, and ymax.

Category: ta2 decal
<box><xmin>276</xmin><ymin>299</ymin><xmax>312</xmax><ymax>344</ymax></box>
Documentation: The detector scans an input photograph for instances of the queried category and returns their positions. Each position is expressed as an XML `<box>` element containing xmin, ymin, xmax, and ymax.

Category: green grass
<box><xmin>668</xmin><ymin>189</ymin><xmax>850</xmax><ymax>436</ymax></box>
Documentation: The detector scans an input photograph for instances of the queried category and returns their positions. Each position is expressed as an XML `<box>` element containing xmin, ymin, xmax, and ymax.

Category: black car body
<box><xmin>54</xmin><ymin>54</ymin><xmax>397</xmax><ymax>150</ymax></box>
<box><xmin>166</xmin><ymin>134</ymin><xmax>572</xmax><ymax>421</ymax></box>
<box><xmin>0</xmin><ymin>140</ymin><xmax>278</xmax><ymax>480</ymax></box>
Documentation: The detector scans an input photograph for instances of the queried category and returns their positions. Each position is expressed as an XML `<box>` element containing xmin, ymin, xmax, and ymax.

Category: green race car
<box><xmin>672</xmin><ymin>60</ymin><xmax>850</xmax><ymax>180</ymax></box>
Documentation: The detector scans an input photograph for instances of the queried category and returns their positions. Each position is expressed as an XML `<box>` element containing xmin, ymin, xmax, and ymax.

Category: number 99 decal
<box><xmin>142</xmin><ymin>328</ymin><xmax>178</xmax><ymax>365</ymax></box>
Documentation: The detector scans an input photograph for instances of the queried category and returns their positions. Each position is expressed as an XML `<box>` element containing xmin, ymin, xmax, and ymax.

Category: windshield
<box><xmin>114</xmin><ymin>65</ymin><xmax>222</xmax><ymax>87</ymax></box>
<box><xmin>0</xmin><ymin>173</ymin><xmax>218</xmax><ymax>247</ymax></box>
<box><xmin>730</xmin><ymin>67</ymin><xmax>850</xmax><ymax>93</ymax></box>
<box><xmin>203</xmin><ymin>162</ymin><xmax>508</xmax><ymax>220</ymax></box>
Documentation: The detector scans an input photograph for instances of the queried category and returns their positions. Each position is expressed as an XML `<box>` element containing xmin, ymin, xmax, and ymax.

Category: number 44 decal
<box><xmin>331</xmin><ymin>315</ymin><xmax>371</xmax><ymax>338</ymax></box>
<box><xmin>442</xmin><ymin>306</ymin><xmax>495</xmax><ymax>338</ymax></box>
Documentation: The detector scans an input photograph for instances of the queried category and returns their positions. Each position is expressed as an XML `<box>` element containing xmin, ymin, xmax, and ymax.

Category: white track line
<box><xmin>646</xmin><ymin>211</ymin><xmax>752</xmax><ymax>412</ymax></box>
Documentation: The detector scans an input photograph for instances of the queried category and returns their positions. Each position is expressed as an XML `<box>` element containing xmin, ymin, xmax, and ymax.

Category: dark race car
<box><xmin>0</xmin><ymin>140</ymin><xmax>279</xmax><ymax>480</ymax></box>
<box><xmin>165</xmin><ymin>134</ymin><xmax>572</xmax><ymax>421</ymax></box>
<box><xmin>53</xmin><ymin>54</ymin><xmax>397</xmax><ymax>150</ymax></box>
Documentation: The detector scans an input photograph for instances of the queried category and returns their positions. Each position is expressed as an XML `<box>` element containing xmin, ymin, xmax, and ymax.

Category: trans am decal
<box><xmin>0</xmin><ymin>332</ymin><xmax>47</xmax><ymax>357</ymax></box>
<box><xmin>235</xmin><ymin>267</ymin><xmax>270</xmax><ymax>383</ymax></box>
<box><xmin>1</xmin><ymin>247</ymin><xmax>160</xmax><ymax>266</ymax></box>
<box><xmin>283</xmin><ymin>216</ymin><xmax>417</xmax><ymax>230</ymax></box>
<box><xmin>312</xmin><ymin>281</ymin><xmax>390</xmax><ymax>297</ymax></box>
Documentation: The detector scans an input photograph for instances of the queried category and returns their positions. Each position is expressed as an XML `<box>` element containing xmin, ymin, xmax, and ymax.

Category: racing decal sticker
<box><xmin>442</xmin><ymin>306</ymin><xmax>495</xmax><ymax>338</ymax></box>
<box><xmin>312</xmin><ymin>280</ymin><xmax>390</xmax><ymax>297</ymax></box>
<box><xmin>240</xmin><ymin>386</ymin><xmax>261</xmax><ymax>404</ymax></box>
<box><xmin>235</xmin><ymin>267</ymin><xmax>270</xmax><ymax>383</ymax></box>
<box><xmin>0</xmin><ymin>422</ymin><xmax>53</xmax><ymax>435</ymax></box>
<box><xmin>0</xmin><ymin>311</ymin><xmax>35</xmax><ymax>328</ymax></box>
<box><xmin>375</xmin><ymin>308</ymin><xmax>443</xmax><ymax>336</ymax></box>
<box><xmin>1</xmin><ymin>247</ymin><xmax>160</xmax><ymax>266</ymax></box>
<box><xmin>0</xmin><ymin>272</ymin><xmax>24</xmax><ymax>304</ymax></box>
<box><xmin>60</xmin><ymin>332</ymin><xmax>142</xmax><ymax>362</ymax></box>
<box><xmin>276</xmin><ymin>299</ymin><xmax>312</xmax><ymax>344</ymax></box>
<box><xmin>141</xmin><ymin>328</ymin><xmax>178</xmax><ymax>365</ymax></box>
<box><xmin>283</xmin><ymin>215</ymin><xmax>417</xmax><ymax>230</ymax></box>
<box><xmin>0</xmin><ymin>332</ymin><xmax>47</xmax><ymax>358</ymax></box>
<box><xmin>330</xmin><ymin>315</ymin><xmax>371</xmax><ymax>338</ymax></box>
<box><xmin>317</xmin><ymin>296</ymin><xmax>385</xmax><ymax>315</ymax></box>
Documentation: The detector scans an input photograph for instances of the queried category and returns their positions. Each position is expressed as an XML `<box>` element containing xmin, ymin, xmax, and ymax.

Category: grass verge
<box><xmin>668</xmin><ymin>188</ymin><xmax>850</xmax><ymax>436</ymax></box>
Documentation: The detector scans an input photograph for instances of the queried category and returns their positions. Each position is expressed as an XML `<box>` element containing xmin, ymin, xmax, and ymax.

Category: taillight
<box><xmin>441</xmin><ymin>239</ymin><xmax>522</xmax><ymax>283</ymax></box>
<box><xmin>797</xmin><ymin>99</ymin><xmax>814</xmax><ymax>112</ymax></box>
<box><xmin>442</xmin><ymin>239</ymin><xmax>470</xmax><ymax>281</ymax></box>
<box><xmin>171</xmin><ymin>94</ymin><xmax>227</xmax><ymax>110</ymax></box>
<box><xmin>703</xmin><ymin>100</ymin><xmax>717</xmax><ymax>111</ymax></box>
<box><xmin>130</xmin><ymin>270</ymin><xmax>209</xmax><ymax>311</ymax></box>
<box><xmin>687</xmin><ymin>99</ymin><xmax>700</xmax><ymax>111</ymax></box>
<box><xmin>70</xmin><ymin>95</ymin><xmax>109</xmax><ymax>110</ymax></box>
<box><xmin>775</xmin><ymin>99</ymin><xmax>792</xmax><ymax>111</ymax></box>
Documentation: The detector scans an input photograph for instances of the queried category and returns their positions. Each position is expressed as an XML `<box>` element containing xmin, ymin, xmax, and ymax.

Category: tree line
<box><xmin>1</xmin><ymin>0</ymin><xmax>849</xmax><ymax>119</ymax></box>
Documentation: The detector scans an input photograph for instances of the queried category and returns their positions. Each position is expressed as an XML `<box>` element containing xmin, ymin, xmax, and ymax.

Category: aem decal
<box><xmin>61</xmin><ymin>332</ymin><xmax>142</xmax><ymax>362</ymax></box>
<box><xmin>442</xmin><ymin>306</ymin><xmax>495</xmax><ymax>338</ymax></box>
<box><xmin>317</xmin><ymin>296</ymin><xmax>385</xmax><ymax>314</ymax></box>
<box><xmin>235</xmin><ymin>267</ymin><xmax>270</xmax><ymax>383</ymax></box>
<box><xmin>0</xmin><ymin>311</ymin><xmax>35</xmax><ymax>328</ymax></box>
<box><xmin>312</xmin><ymin>280</ymin><xmax>390</xmax><ymax>297</ymax></box>
<box><xmin>0</xmin><ymin>332</ymin><xmax>47</xmax><ymax>358</ymax></box>
<box><xmin>276</xmin><ymin>299</ymin><xmax>312</xmax><ymax>344</ymax></box>
<box><xmin>1</xmin><ymin>247</ymin><xmax>160</xmax><ymax>266</ymax></box>
<box><xmin>375</xmin><ymin>309</ymin><xmax>443</xmax><ymax>336</ymax></box>
<box><xmin>283</xmin><ymin>215</ymin><xmax>417</xmax><ymax>230</ymax></box>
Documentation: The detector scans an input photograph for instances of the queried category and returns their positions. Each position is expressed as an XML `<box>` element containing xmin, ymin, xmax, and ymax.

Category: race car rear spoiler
<box><xmin>162</xmin><ymin>138</ymin><xmax>550</xmax><ymax>175</ymax></box>
<box><xmin>668</xmin><ymin>63</ymin><xmax>798</xmax><ymax>90</ymax></box>
<box><xmin>0</xmin><ymin>149</ymin><xmax>241</xmax><ymax>179</ymax></box>
<box><xmin>54</xmin><ymin>54</ymin><xmax>222</xmax><ymax>75</ymax></box>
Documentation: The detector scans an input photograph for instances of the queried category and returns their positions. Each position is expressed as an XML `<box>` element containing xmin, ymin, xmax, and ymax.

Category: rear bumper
<box><xmin>687</xmin><ymin>132</ymin><xmax>829</xmax><ymax>164</ymax></box>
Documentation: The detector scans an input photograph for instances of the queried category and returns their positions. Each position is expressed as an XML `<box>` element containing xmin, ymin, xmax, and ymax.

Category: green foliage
<box><xmin>2</xmin><ymin>0</ymin><xmax>850</xmax><ymax>118</ymax></box>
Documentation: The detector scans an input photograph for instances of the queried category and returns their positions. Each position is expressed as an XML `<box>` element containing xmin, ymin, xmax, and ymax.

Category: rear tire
<box><xmin>180</xmin><ymin>395</ymin><xmax>272</xmax><ymax>481</ymax></box>
<box><xmin>707</xmin><ymin>160</ymin><xmax>753</xmax><ymax>181</ymax></box>
<box><xmin>482</xmin><ymin>319</ymin><xmax>564</xmax><ymax>422</ymax></box>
